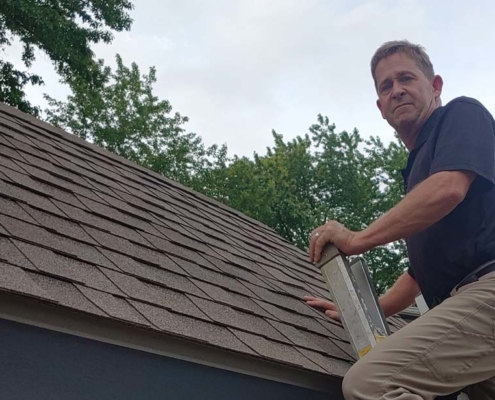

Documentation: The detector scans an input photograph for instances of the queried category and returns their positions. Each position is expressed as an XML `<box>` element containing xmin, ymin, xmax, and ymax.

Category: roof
<box><xmin>399</xmin><ymin>306</ymin><xmax>422</xmax><ymax>321</ymax></box>
<box><xmin>0</xmin><ymin>102</ymin><xmax>406</xmax><ymax>382</ymax></box>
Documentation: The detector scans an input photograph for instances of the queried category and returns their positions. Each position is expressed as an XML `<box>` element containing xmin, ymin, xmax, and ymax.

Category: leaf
<box><xmin>0</xmin><ymin>0</ymin><xmax>133</xmax><ymax>114</ymax></box>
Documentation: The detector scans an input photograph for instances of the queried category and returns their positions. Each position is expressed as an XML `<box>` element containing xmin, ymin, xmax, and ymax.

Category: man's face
<box><xmin>375</xmin><ymin>53</ymin><xmax>442</xmax><ymax>144</ymax></box>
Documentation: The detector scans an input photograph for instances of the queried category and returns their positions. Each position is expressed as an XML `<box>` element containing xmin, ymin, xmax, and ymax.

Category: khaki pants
<box><xmin>342</xmin><ymin>271</ymin><xmax>495</xmax><ymax>400</ymax></box>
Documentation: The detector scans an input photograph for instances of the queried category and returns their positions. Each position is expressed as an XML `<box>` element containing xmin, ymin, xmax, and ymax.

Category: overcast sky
<box><xmin>5</xmin><ymin>0</ymin><xmax>495</xmax><ymax>158</ymax></box>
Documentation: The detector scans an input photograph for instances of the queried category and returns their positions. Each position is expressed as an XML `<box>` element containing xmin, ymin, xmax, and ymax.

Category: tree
<box><xmin>195</xmin><ymin>116</ymin><xmax>409</xmax><ymax>293</ymax></box>
<box><xmin>45</xmin><ymin>54</ymin><xmax>216</xmax><ymax>186</ymax></box>
<box><xmin>310</xmin><ymin>116</ymin><xmax>409</xmax><ymax>292</ymax></box>
<box><xmin>0</xmin><ymin>0</ymin><xmax>134</xmax><ymax>115</ymax></box>
<box><xmin>194</xmin><ymin>130</ymin><xmax>317</xmax><ymax>249</ymax></box>
<box><xmin>364</xmin><ymin>134</ymin><xmax>409</xmax><ymax>292</ymax></box>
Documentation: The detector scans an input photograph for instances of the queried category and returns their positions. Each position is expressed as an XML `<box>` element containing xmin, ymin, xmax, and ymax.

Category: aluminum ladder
<box><xmin>316</xmin><ymin>244</ymin><xmax>389</xmax><ymax>359</ymax></box>
<box><xmin>316</xmin><ymin>244</ymin><xmax>467</xmax><ymax>400</ymax></box>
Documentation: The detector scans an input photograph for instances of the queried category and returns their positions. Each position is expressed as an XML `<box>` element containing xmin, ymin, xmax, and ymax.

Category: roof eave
<box><xmin>0</xmin><ymin>291</ymin><xmax>344</xmax><ymax>395</ymax></box>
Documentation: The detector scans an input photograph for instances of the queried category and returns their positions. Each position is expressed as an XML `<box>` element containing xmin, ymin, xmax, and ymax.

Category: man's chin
<box><xmin>387</xmin><ymin>117</ymin><xmax>416</xmax><ymax>136</ymax></box>
<box><xmin>395</xmin><ymin>114</ymin><xmax>417</xmax><ymax>128</ymax></box>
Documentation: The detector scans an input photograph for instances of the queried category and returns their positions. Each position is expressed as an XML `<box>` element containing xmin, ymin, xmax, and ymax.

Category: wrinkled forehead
<box><xmin>374</xmin><ymin>53</ymin><xmax>423</xmax><ymax>84</ymax></box>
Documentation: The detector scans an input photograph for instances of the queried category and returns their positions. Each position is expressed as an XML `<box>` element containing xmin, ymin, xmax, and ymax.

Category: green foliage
<box><xmin>0</xmin><ymin>60</ymin><xmax>43</xmax><ymax>116</ymax></box>
<box><xmin>0</xmin><ymin>0</ymin><xmax>134</xmax><ymax>114</ymax></box>
<box><xmin>196</xmin><ymin>131</ymin><xmax>317</xmax><ymax>249</ymax></box>
<box><xmin>197</xmin><ymin>115</ymin><xmax>409</xmax><ymax>293</ymax></box>
<box><xmin>45</xmin><ymin>54</ymin><xmax>217</xmax><ymax>186</ymax></box>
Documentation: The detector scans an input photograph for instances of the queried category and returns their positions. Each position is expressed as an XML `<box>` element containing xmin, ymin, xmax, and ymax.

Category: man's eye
<box><xmin>400</xmin><ymin>76</ymin><xmax>413</xmax><ymax>82</ymax></box>
<box><xmin>380</xmin><ymin>83</ymin><xmax>392</xmax><ymax>93</ymax></box>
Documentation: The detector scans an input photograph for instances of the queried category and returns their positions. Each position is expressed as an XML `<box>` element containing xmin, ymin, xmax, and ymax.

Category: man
<box><xmin>305</xmin><ymin>40</ymin><xmax>495</xmax><ymax>399</ymax></box>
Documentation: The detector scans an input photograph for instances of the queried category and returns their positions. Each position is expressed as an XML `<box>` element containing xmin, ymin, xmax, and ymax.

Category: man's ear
<box><xmin>432</xmin><ymin>75</ymin><xmax>443</xmax><ymax>97</ymax></box>
<box><xmin>376</xmin><ymin>99</ymin><xmax>386</xmax><ymax>119</ymax></box>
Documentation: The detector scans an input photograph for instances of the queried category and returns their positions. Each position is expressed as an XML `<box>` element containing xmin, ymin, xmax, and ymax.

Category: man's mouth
<box><xmin>395</xmin><ymin>103</ymin><xmax>411</xmax><ymax>112</ymax></box>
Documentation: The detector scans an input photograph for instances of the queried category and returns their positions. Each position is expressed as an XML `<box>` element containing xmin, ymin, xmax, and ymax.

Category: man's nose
<box><xmin>391</xmin><ymin>82</ymin><xmax>406</xmax><ymax>99</ymax></box>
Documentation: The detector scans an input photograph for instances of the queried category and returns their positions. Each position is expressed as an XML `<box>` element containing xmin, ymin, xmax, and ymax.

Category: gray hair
<box><xmin>371</xmin><ymin>40</ymin><xmax>435</xmax><ymax>84</ymax></box>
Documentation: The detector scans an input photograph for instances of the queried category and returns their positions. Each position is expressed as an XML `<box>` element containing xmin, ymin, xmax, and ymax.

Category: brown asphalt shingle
<box><xmin>20</xmin><ymin>204</ymin><xmax>98</xmax><ymax>245</ymax></box>
<box><xmin>172</xmin><ymin>256</ymin><xmax>255</xmax><ymax>297</ymax></box>
<box><xmin>130</xmin><ymin>300</ymin><xmax>255</xmax><ymax>354</ymax></box>
<box><xmin>54</xmin><ymin>201</ymin><xmax>151</xmax><ymax>246</ymax></box>
<box><xmin>0</xmin><ymin>262</ymin><xmax>49</xmax><ymax>299</ymax></box>
<box><xmin>266</xmin><ymin>319</ymin><xmax>350</xmax><ymax>360</ymax></box>
<box><xmin>188</xmin><ymin>295</ymin><xmax>290</xmax><ymax>343</ymax></box>
<box><xmin>202</xmin><ymin>254</ymin><xmax>276</xmax><ymax>290</ymax></box>
<box><xmin>14</xmin><ymin>240</ymin><xmax>124</xmax><ymax>296</ymax></box>
<box><xmin>190</xmin><ymin>279</ymin><xmax>273</xmax><ymax>317</ymax></box>
<box><xmin>229</xmin><ymin>329</ymin><xmax>326</xmax><ymax>374</ymax></box>
<box><xmin>0</xmin><ymin>141</ymin><xmax>26</xmax><ymax>163</ymax></box>
<box><xmin>28</xmin><ymin>272</ymin><xmax>107</xmax><ymax>316</ymax></box>
<box><xmin>252</xmin><ymin>298</ymin><xmax>340</xmax><ymax>338</ymax></box>
<box><xmin>77</xmin><ymin>285</ymin><xmax>152</xmax><ymax>326</ymax></box>
<box><xmin>0</xmin><ymin>102</ymin><xmax>407</xmax><ymax>378</ymax></box>
<box><xmin>296</xmin><ymin>348</ymin><xmax>351</xmax><ymax>377</ymax></box>
<box><xmin>0</xmin><ymin>178</ymin><xmax>67</xmax><ymax>217</ymax></box>
<box><xmin>100</xmin><ymin>268</ymin><xmax>208</xmax><ymax>320</ymax></box>
<box><xmin>0</xmin><ymin>236</ymin><xmax>37</xmax><ymax>270</ymax></box>
<box><xmin>241</xmin><ymin>280</ymin><xmax>323</xmax><ymax>317</ymax></box>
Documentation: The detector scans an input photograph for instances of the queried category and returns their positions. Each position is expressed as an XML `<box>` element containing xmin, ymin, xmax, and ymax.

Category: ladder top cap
<box><xmin>316</xmin><ymin>244</ymin><xmax>343</xmax><ymax>268</ymax></box>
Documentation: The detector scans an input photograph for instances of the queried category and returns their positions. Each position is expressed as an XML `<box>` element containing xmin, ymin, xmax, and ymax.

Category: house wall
<box><xmin>0</xmin><ymin>318</ymin><xmax>341</xmax><ymax>400</ymax></box>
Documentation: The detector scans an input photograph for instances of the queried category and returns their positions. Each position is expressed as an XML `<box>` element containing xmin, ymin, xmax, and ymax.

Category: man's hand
<box><xmin>309</xmin><ymin>220</ymin><xmax>360</xmax><ymax>263</ymax></box>
<box><xmin>305</xmin><ymin>272</ymin><xmax>419</xmax><ymax>323</ymax></box>
<box><xmin>304</xmin><ymin>296</ymin><xmax>340</xmax><ymax>321</ymax></box>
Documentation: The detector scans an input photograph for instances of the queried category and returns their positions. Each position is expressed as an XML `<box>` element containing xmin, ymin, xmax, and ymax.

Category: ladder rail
<box><xmin>350</xmin><ymin>256</ymin><xmax>391</xmax><ymax>336</ymax></box>
<box><xmin>317</xmin><ymin>244</ymin><xmax>386</xmax><ymax>359</ymax></box>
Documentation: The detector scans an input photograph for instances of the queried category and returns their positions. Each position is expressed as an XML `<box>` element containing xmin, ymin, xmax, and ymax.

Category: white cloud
<box><xmin>4</xmin><ymin>0</ymin><xmax>495</xmax><ymax>157</ymax></box>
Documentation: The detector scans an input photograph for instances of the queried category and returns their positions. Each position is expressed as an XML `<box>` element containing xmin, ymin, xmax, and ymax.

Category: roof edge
<box><xmin>399</xmin><ymin>306</ymin><xmax>421</xmax><ymax>319</ymax></box>
<box><xmin>0</xmin><ymin>291</ymin><xmax>344</xmax><ymax>395</ymax></box>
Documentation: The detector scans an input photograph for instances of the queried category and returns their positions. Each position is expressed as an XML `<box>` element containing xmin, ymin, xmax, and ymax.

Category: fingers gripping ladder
<box><xmin>316</xmin><ymin>244</ymin><xmax>390</xmax><ymax>359</ymax></box>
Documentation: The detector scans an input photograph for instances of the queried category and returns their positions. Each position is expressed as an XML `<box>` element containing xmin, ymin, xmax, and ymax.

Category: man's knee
<box><xmin>342</xmin><ymin>359</ymin><xmax>375</xmax><ymax>400</ymax></box>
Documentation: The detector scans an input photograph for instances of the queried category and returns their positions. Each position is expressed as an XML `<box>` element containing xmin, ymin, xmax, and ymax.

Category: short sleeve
<box><xmin>407</xmin><ymin>267</ymin><xmax>415</xmax><ymax>280</ymax></box>
<box><xmin>429</xmin><ymin>100</ymin><xmax>495</xmax><ymax>192</ymax></box>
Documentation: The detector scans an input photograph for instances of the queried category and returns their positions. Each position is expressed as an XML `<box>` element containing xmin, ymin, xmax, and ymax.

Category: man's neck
<box><xmin>399</xmin><ymin>100</ymin><xmax>441</xmax><ymax>151</ymax></box>
<box><xmin>399</xmin><ymin>129</ymin><xmax>420</xmax><ymax>151</ymax></box>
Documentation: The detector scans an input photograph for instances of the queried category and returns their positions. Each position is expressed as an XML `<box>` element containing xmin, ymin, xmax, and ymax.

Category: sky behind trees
<box><xmin>4</xmin><ymin>0</ymin><xmax>494</xmax><ymax>158</ymax></box>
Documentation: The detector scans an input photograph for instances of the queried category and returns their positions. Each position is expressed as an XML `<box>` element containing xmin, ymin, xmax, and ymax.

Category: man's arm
<box><xmin>353</xmin><ymin>169</ymin><xmax>476</xmax><ymax>254</ymax></box>
<box><xmin>379</xmin><ymin>270</ymin><xmax>420</xmax><ymax>317</ymax></box>
<box><xmin>310</xmin><ymin>169</ymin><xmax>476</xmax><ymax>262</ymax></box>
<box><xmin>305</xmin><ymin>270</ymin><xmax>420</xmax><ymax>321</ymax></box>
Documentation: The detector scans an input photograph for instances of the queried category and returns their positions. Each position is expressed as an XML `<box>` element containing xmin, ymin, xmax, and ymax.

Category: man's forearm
<box><xmin>354</xmin><ymin>170</ymin><xmax>475</xmax><ymax>253</ymax></box>
<box><xmin>379</xmin><ymin>271</ymin><xmax>420</xmax><ymax>317</ymax></box>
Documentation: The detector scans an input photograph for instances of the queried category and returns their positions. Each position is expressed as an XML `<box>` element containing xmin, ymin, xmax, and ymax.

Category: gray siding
<box><xmin>0</xmin><ymin>318</ymin><xmax>339</xmax><ymax>400</ymax></box>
